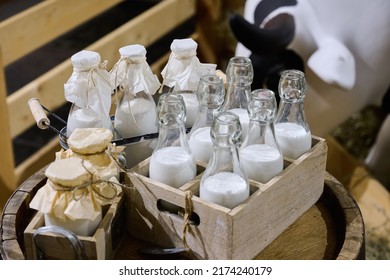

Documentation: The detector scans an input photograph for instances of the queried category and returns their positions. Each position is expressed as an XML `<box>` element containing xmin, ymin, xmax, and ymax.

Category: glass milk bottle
<box><xmin>110</xmin><ymin>44</ymin><xmax>160</xmax><ymax>139</ymax></box>
<box><xmin>160</xmin><ymin>38</ymin><xmax>216</xmax><ymax>128</ymax></box>
<box><xmin>274</xmin><ymin>70</ymin><xmax>312</xmax><ymax>159</ymax></box>
<box><xmin>219</xmin><ymin>56</ymin><xmax>253</xmax><ymax>138</ymax></box>
<box><xmin>64</xmin><ymin>50</ymin><xmax>113</xmax><ymax>137</ymax></box>
<box><xmin>149</xmin><ymin>93</ymin><xmax>197</xmax><ymax>188</ymax></box>
<box><xmin>188</xmin><ymin>74</ymin><xmax>225</xmax><ymax>164</ymax></box>
<box><xmin>29</xmin><ymin>157</ymin><xmax>104</xmax><ymax>236</ymax></box>
<box><xmin>239</xmin><ymin>89</ymin><xmax>283</xmax><ymax>183</ymax></box>
<box><xmin>200</xmin><ymin>112</ymin><xmax>249</xmax><ymax>209</ymax></box>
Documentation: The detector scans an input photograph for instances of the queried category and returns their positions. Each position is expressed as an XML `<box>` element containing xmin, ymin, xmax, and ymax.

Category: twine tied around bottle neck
<box><xmin>72</xmin><ymin>60</ymin><xmax>111</xmax><ymax>119</ymax></box>
<box><xmin>50</xmin><ymin>159</ymin><xmax>122</xmax><ymax>202</ymax></box>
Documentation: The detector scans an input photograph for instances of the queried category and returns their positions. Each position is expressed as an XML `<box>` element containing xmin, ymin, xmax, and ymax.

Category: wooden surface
<box><xmin>0</xmin><ymin>166</ymin><xmax>365</xmax><ymax>260</ymax></box>
<box><xmin>326</xmin><ymin>135</ymin><xmax>390</xmax><ymax>259</ymax></box>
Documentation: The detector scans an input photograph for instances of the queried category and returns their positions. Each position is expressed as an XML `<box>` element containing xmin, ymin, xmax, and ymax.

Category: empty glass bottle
<box><xmin>200</xmin><ymin>111</ymin><xmax>249</xmax><ymax>209</ymax></box>
<box><xmin>65</xmin><ymin>50</ymin><xmax>112</xmax><ymax>137</ymax></box>
<box><xmin>149</xmin><ymin>93</ymin><xmax>196</xmax><ymax>188</ymax></box>
<box><xmin>188</xmin><ymin>74</ymin><xmax>225</xmax><ymax>164</ymax></box>
<box><xmin>274</xmin><ymin>70</ymin><xmax>312</xmax><ymax>159</ymax></box>
<box><xmin>239</xmin><ymin>89</ymin><xmax>283</xmax><ymax>183</ymax></box>
<box><xmin>219</xmin><ymin>56</ymin><xmax>254</xmax><ymax>138</ymax></box>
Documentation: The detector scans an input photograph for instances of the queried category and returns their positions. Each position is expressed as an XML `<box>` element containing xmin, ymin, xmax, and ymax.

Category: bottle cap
<box><xmin>67</xmin><ymin>128</ymin><xmax>113</xmax><ymax>154</ymax></box>
<box><xmin>45</xmin><ymin>158</ymin><xmax>90</xmax><ymax>187</ymax></box>
<box><xmin>71</xmin><ymin>50</ymin><xmax>101</xmax><ymax>69</ymax></box>
<box><xmin>119</xmin><ymin>44</ymin><xmax>147</xmax><ymax>58</ymax></box>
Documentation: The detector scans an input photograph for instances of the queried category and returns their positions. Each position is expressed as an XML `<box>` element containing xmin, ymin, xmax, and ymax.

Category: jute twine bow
<box><xmin>72</xmin><ymin>61</ymin><xmax>111</xmax><ymax>121</ymax></box>
<box><xmin>50</xmin><ymin>160</ymin><xmax>123</xmax><ymax>202</ymax></box>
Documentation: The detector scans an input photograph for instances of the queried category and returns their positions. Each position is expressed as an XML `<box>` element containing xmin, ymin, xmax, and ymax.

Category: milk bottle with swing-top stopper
<box><xmin>274</xmin><ymin>70</ymin><xmax>312</xmax><ymax>159</ymax></box>
<box><xmin>239</xmin><ymin>89</ymin><xmax>283</xmax><ymax>183</ymax></box>
<box><xmin>160</xmin><ymin>38</ymin><xmax>216</xmax><ymax>128</ymax></box>
<box><xmin>188</xmin><ymin>74</ymin><xmax>225</xmax><ymax>164</ymax></box>
<box><xmin>110</xmin><ymin>44</ymin><xmax>160</xmax><ymax>139</ymax></box>
<box><xmin>65</xmin><ymin>50</ymin><xmax>113</xmax><ymax>137</ymax></box>
<box><xmin>200</xmin><ymin>112</ymin><xmax>249</xmax><ymax>209</ymax></box>
<box><xmin>149</xmin><ymin>93</ymin><xmax>197</xmax><ymax>188</ymax></box>
<box><xmin>219</xmin><ymin>56</ymin><xmax>253</xmax><ymax>138</ymax></box>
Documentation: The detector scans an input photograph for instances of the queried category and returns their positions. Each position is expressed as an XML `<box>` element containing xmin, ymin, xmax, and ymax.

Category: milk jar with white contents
<box><xmin>219</xmin><ymin>56</ymin><xmax>254</xmax><ymax>138</ymax></box>
<box><xmin>200</xmin><ymin>112</ymin><xmax>249</xmax><ymax>209</ymax></box>
<box><xmin>64</xmin><ymin>50</ymin><xmax>113</xmax><ymax>137</ymax></box>
<box><xmin>149</xmin><ymin>93</ymin><xmax>196</xmax><ymax>188</ymax></box>
<box><xmin>110</xmin><ymin>44</ymin><xmax>160</xmax><ymax>139</ymax></box>
<box><xmin>188</xmin><ymin>74</ymin><xmax>225</xmax><ymax>164</ymax></box>
<box><xmin>275</xmin><ymin>70</ymin><xmax>312</xmax><ymax>159</ymax></box>
<box><xmin>239</xmin><ymin>89</ymin><xmax>283</xmax><ymax>183</ymax></box>
<box><xmin>160</xmin><ymin>38</ymin><xmax>216</xmax><ymax>128</ymax></box>
<box><xmin>29</xmin><ymin>158</ymin><xmax>120</xmax><ymax>236</ymax></box>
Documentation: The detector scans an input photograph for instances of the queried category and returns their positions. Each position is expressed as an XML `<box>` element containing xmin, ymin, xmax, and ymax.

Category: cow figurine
<box><xmin>230</xmin><ymin>0</ymin><xmax>390</xmax><ymax>187</ymax></box>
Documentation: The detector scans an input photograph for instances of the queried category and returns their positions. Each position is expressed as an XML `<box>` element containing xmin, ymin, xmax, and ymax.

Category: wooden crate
<box><xmin>23</xmin><ymin>193</ymin><xmax>126</xmax><ymax>260</ymax></box>
<box><xmin>124</xmin><ymin>136</ymin><xmax>328</xmax><ymax>259</ymax></box>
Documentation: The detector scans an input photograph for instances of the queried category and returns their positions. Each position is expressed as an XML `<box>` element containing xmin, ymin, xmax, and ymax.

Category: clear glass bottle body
<box><xmin>111</xmin><ymin>45</ymin><xmax>160</xmax><ymax>139</ymax></box>
<box><xmin>188</xmin><ymin>74</ymin><xmax>225</xmax><ymax>164</ymax></box>
<box><xmin>274</xmin><ymin>69</ymin><xmax>312</xmax><ymax>159</ymax></box>
<box><xmin>65</xmin><ymin>50</ymin><xmax>112</xmax><ymax>137</ymax></box>
<box><xmin>219</xmin><ymin>56</ymin><xmax>254</xmax><ymax>138</ymax></box>
<box><xmin>239</xmin><ymin>89</ymin><xmax>283</xmax><ymax>183</ymax></box>
<box><xmin>149</xmin><ymin>93</ymin><xmax>197</xmax><ymax>188</ymax></box>
<box><xmin>200</xmin><ymin>112</ymin><xmax>249</xmax><ymax>209</ymax></box>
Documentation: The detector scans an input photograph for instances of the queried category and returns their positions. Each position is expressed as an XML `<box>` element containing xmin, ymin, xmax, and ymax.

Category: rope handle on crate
<box><xmin>28</xmin><ymin>98</ymin><xmax>68</xmax><ymax>139</ymax></box>
<box><xmin>33</xmin><ymin>225</ymin><xmax>87</xmax><ymax>260</ymax></box>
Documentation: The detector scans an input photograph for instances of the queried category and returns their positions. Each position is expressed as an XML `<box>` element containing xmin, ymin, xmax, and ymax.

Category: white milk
<box><xmin>44</xmin><ymin>212</ymin><xmax>102</xmax><ymax>236</ymax></box>
<box><xmin>227</xmin><ymin>108</ymin><xmax>250</xmax><ymax>138</ymax></box>
<box><xmin>200</xmin><ymin>172</ymin><xmax>249</xmax><ymax>209</ymax></box>
<box><xmin>149</xmin><ymin>146</ymin><xmax>196</xmax><ymax>188</ymax></box>
<box><xmin>275</xmin><ymin>122</ymin><xmax>312</xmax><ymax>159</ymax></box>
<box><xmin>179</xmin><ymin>93</ymin><xmax>199</xmax><ymax>128</ymax></box>
<box><xmin>240</xmin><ymin>144</ymin><xmax>283</xmax><ymax>183</ymax></box>
<box><xmin>114</xmin><ymin>97</ymin><xmax>158</xmax><ymax>138</ymax></box>
<box><xmin>189</xmin><ymin>127</ymin><xmax>213</xmax><ymax>164</ymax></box>
<box><xmin>66</xmin><ymin>108</ymin><xmax>101</xmax><ymax>137</ymax></box>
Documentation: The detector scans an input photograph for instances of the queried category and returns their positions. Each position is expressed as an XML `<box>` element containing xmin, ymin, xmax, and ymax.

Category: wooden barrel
<box><xmin>0</xmin><ymin>169</ymin><xmax>365</xmax><ymax>260</ymax></box>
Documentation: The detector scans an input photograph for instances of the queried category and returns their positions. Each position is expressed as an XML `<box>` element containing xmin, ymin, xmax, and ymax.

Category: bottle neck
<box><xmin>220</xmin><ymin>82</ymin><xmax>251</xmax><ymax>111</ymax></box>
<box><xmin>206</xmin><ymin>142</ymin><xmax>242</xmax><ymax>175</ymax></box>
<box><xmin>155</xmin><ymin>118</ymin><xmax>190</xmax><ymax>151</ymax></box>
<box><xmin>275</xmin><ymin>99</ymin><xmax>309</xmax><ymax>130</ymax></box>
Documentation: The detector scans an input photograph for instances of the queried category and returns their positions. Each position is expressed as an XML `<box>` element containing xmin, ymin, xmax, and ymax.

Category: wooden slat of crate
<box><xmin>126</xmin><ymin>136</ymin><xmax>328</xmax><ymax>259</ymax></box>
<box><xmin>23</xmin><ymin>194</ymin><xmax>125</xmax><ymax>260</ymax></box>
